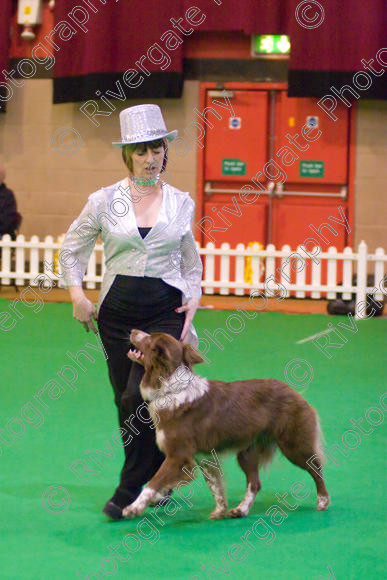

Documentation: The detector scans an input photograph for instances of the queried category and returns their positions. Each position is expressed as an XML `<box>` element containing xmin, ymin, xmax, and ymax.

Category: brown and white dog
<box><xmin>122</xmin><ymin>330</ymin><xmax>330</xmax><ymax>519</ymax></box>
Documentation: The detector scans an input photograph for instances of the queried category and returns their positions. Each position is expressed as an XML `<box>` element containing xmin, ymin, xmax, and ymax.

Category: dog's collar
<box><xmin>159</xmin><ymin>365</ymin><xmax>194</xmax><ymax>393</ymax></box>
<box><xmin>141</xmin><ymin>365</ymin><xmax>193</xmax><ymax>399</ymax></box>
<box><xmin>142</xmin><ymin>365</ymin><xmax>209</xmax><ymax>411</ymax></box>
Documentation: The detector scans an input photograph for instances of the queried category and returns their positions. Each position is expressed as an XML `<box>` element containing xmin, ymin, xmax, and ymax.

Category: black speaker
<box><xmin>327</xmin><ymin>274</ymin><xmax>385</xmax><ymax>317</ymax></box>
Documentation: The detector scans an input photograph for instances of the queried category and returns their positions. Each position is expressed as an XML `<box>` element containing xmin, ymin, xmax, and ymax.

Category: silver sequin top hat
<box><xmin>112</xmin><ymin>104</ymin><xmax>178</xmax><ymax>147</ymax></box>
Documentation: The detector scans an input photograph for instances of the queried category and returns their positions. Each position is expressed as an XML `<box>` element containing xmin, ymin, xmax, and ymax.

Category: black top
<box><xmin>138</xmin><ymin>226</ymin><xmax>151</xmax><ymax>239</ymax></box>
<box><xmin>0</xmin><ymin>183</ymin><xmax>18</xmax><ymax>235</ymax></box>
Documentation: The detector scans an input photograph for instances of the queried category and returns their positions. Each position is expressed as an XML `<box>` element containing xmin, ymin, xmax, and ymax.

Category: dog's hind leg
<box><xmin>202</xmin><ymin>463</ymin><xmax>228</xmax><ymax>520</ymax></box>
<box><xmin>228</xmin><ymin>446</ymin><xmax>263</xmax><ymax>518</ymax></box>
<box><xmin>276</xmin><ymin>418</ymin><xmax>330</xmax><ymax>511</ymax></box>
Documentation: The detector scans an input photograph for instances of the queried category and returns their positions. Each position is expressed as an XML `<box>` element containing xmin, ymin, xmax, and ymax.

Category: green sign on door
<box><xmin>222</xmin><ymin>159</ymin><xmax>247</xmax><ymax>176</ymax></box>
<box><xmin>300</xmin><ymin>161</ymin><xmax>324</xmax><ymax>177</ymax></box>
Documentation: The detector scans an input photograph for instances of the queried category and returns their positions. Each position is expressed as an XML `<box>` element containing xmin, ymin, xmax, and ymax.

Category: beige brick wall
<box><xmin>0</xmin><ymin>79</ymin><xmax>200</xmax><ymax>238</ymax></box>
<box><xmin>0</xmin><ymin>81</ymin><xmax>386</xmax><ymax>251</ymax></box>
<box><xmin>354</xmin><ymin>100</ymin><xmax>387</xmax><ymax>251</ymax></box>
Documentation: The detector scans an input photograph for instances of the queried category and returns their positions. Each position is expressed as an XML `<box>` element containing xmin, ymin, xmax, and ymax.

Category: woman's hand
<box><xmin>71</xmin><ymin>292</ymin><xmax>98</xmax><ymax>334</ymax></box>
<box><xmin>176</xmin><ymin>298</ymin><xmax>200</xmax><ymax>342</ymax></box>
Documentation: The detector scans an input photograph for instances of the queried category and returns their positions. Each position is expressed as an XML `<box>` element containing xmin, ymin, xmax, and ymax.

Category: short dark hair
<box><xmin>121</xmin><ymin>138</ymin><xmax>168</xmax><ymax>174</ymax></box>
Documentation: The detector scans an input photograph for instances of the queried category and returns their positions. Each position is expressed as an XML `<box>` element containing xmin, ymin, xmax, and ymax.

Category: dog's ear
<box><xmin>182</xmin><ymin>345</ymin><xmax>204</xmax><ymax>368</ymax></box>
<box><xmin>152</xmin><ymin>343</ymin><xmax>166</xmax><ymax>358</ymax></box>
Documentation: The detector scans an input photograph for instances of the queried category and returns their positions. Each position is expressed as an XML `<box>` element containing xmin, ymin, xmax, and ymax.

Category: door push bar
<box><xmin>208</xmin><ymin>90</ymin><xmax>235</xmax><ymax>98</ymax></box>
<box><xmin>204</xmin><ymin>181</ymin><xmax>275</xmax><ymax>196</ymax></box>
<box><xmin>204</xmin><ymin>182</ymin><xmax>347</xmax><ymax>200</ymax></box>
<box><xmin>275</xmin><ymin>184</ymin><xmax>347</xmax><ymax>199</ymax></box>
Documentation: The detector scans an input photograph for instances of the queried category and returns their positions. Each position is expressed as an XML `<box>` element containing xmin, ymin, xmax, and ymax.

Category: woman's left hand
<box><xmin>176</xmin><ymin>298</ymin><xmax>200</xmax><ymax>342</ymax></box>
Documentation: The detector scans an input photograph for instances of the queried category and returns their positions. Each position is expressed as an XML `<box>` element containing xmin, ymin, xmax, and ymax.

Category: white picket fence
<box><xmin>0</xmin><ymin>235</ymin><xmax>385</xmax><ymax>318</ymax></box>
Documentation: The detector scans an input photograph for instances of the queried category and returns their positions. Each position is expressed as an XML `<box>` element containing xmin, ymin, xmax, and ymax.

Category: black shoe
<box><xmin>102</xmin><ymin>501</ymin><xmax>124</xmax><ymax>520</ymax></box>
<box><xmin>102</xmin><ymin>488</ymin><xmax>141</xmax><ymax>520</ymax></box>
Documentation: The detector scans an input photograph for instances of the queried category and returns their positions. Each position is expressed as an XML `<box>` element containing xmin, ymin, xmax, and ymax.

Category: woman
<box><xmin>61</xmin><ymin>104</ymin><xmax>202</xmax><ymax>519</ymax></box>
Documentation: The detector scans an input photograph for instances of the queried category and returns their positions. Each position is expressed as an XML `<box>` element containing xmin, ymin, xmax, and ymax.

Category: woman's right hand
<box><xmin>70</xmin><ymin>287</ymin><xmax>98</xmax><ymax>334</ymax></box>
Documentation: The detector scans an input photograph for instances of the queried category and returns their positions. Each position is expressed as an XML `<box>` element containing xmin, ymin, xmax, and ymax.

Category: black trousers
<box><xmin>97</xmin><ymin>275</ymin><xmax>184</xmax><ymax>497</ymax></box>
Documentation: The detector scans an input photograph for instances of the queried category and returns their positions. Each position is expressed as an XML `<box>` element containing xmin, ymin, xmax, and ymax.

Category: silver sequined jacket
<box><xmin>60</xmin><ymin>178</ymin><xmax>203</xmax><ymax>345</ymax></box>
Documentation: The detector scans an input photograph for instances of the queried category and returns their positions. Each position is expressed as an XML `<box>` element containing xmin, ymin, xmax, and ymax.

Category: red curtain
<box><xmin>286</xmin><ymin>0</ymin><xmax>387</xmax><ymax>97</ymax></box>
<box><xmin>53</xmin><ymin>0</ymin><xmax>185</xmax><ymax>103</ymax></box>
<box><xmin>52</xmin><ymin>0</ymin><xmax>386</xmax><ymax>102</ymax></box>
<box><xmin>1</xmin><ymin>1</ymin><xmax>385</xmax><ymax>108</ymax></box>
<box><xmin>53</xmin><ymin>0</ymin><xmax>293</xmax><ymax>102</ymax></box>
<box><xmin>181</xmin><ymin>0</ymin><xmax>293</xmax><ymax>33</ymax></box>
<box><xmin>188</xmin><ymin>0</ymin><xmax>386</xmax><ymax>97</ymax></box>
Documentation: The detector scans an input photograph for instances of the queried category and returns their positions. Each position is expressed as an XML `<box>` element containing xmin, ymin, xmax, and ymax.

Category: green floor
<box><xmin>0</xmin><ymin>298</ymin><xmax>386</xmax><ymax>579</ymax></box>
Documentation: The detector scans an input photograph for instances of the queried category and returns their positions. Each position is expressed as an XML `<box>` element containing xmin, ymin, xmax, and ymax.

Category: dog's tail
<box><xmin>314</xmin><ymin>413</ymin><xmax>326</xmax><ymax>467</ymax></box>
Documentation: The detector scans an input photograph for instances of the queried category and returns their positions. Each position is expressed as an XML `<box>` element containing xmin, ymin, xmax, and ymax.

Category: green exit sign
<box><xmin>252</xmin><ymin>35</ymin><xmax>291</xmax><ymax>57</ymax></box>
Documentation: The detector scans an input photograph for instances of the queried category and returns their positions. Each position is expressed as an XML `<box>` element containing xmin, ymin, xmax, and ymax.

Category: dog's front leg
<box><xmin>122</xmin><ymin>487</ymin><xmax>157</xmax><ymax>518</ymax></box>
<box><xmin>123</xmin><ymin>456</ymin><xmax>192</xmax><ymax>519</ymax></box>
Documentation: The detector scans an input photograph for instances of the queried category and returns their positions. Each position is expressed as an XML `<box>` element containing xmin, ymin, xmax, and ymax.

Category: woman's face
<box><xmin>131</xmin><ymin>142</ymin><xmax>165</xmax><ymax>180</ymax></box>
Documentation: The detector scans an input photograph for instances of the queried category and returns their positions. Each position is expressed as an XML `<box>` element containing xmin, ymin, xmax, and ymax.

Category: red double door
<box><xmin>197</xmin><ymin>86</ymin><xmax>354</xmax><ymax>255</ymax></box>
